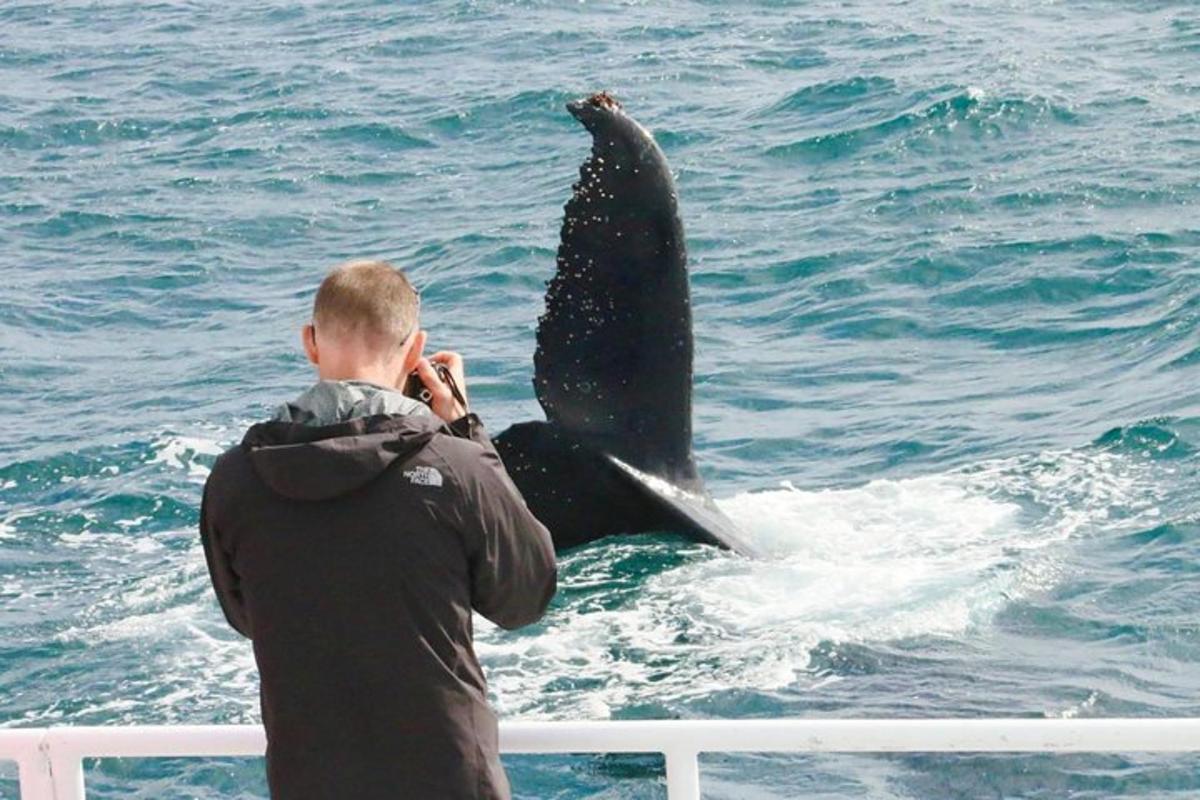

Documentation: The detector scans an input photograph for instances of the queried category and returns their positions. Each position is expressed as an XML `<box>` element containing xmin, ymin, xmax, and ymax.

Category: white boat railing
<box><xmin>1</xmin><ymin>718</ymin><xmax>1198</xmax><ymax>800</ymax></box>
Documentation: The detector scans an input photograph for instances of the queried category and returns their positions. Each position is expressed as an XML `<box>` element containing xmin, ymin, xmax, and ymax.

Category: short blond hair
<box><xmin>312</xmin><ymin>260</ymin><xmax>419</xmax><ymax>352</ymax></box>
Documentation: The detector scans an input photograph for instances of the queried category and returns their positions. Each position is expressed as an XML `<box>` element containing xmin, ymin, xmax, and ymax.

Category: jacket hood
<box><xmin>245</xmin><ymin>381</ymin><xmax>443</xmax><ymax>501</ymax></box>
<box><xmin>243</xmin><ymin>413</ymin><xmax>447</xmax><ymax>501</ymax></box>
<box><xmin>272</xmin><ymin>379</ymin><xmax>432</xmax><ymax>426</ymax></box>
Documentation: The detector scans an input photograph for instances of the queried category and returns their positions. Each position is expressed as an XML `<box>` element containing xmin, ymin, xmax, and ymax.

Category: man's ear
<box><xmin>302</xmin><ymin>324</ymin><xmax>319</xmax><ymax>366</ymax></box>
<box><xmin>401</xmin><ymin>330</ymin><xmax>427</xmax><ymax>375</ymax></box>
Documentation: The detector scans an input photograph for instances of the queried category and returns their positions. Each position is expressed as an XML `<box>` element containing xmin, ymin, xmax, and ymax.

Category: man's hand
<box><xmin>415</xmin><ymin>351</ymin><xmax>469</xmax><ymax>422</ymax></box>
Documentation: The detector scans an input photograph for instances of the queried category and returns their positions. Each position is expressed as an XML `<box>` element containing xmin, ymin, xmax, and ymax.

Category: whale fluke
<box><xmin>494</xmin><ymin>93</ymin><xmax>760</xmax><ymax>558</ymax></box>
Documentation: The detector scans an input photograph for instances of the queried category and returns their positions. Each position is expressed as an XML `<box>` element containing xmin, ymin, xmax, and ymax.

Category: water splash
<box><xmin>478</xmin><ymin>441</ymin><xmax>1165</xmax><ymax>720</ymax></box>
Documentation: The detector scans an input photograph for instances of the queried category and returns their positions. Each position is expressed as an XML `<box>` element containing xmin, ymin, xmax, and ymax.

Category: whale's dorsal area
<box><xmin>494</xmin><ymin>93</ymin><xmax>760</xmax><ymax>558</ymax></box>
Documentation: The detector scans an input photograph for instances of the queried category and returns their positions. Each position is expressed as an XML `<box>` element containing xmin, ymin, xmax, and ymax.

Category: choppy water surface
<box><xmin>2</xmin><ymin>1</ymin><xmax>1199</xmax><ymax>797</ymax></box>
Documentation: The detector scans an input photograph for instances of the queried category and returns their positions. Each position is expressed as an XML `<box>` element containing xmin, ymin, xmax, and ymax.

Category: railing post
<box><xmin>46</xmin><ymin>730</ymin><xmax>86</xmax><ymax>800</ymax></box>
<box><xmin>16</xmin><ymin>736</ymin><xmax>55</xmax><ymax>800</ymax></box>
<box><xmin>663</xmin><ymin>748</ymin><xmax>700</xmax><ymax>800</ymax></box>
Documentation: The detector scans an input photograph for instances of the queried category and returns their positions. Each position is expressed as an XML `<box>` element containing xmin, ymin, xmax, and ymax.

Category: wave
<box><xmin>1094</xmin><ymin>418</ymin><xmax>1198</xmax><ymax>460</ymax></box>
<box><xmin>745</xmin><ymin>47</ymin><xmax>829</xmax><ymax>71</ymax></box>
<box><xmin>1</xmin><ymin>105</ymin><xmax>430</xmax><ymax>155</ymax></box>
<box><xmin>315</xmin><ymin>122</ymin><xmax>435</xmax><ymax>150</ymax></box>
<box><xmin>1169</xmin><ymin>16</ymin><xmax>1200</xmax><ymax>53</ymax></box>
<box><xmin>17</xmin><ymin>209</ymin><xmax>184</xmax><ymax>240</ymax></box>
<box><xmin>766</xmin><ymin>88</ymin><xmax>1079</xmax><ymax>162</ymax></box>
<box><xmin>0</xmin><ymin>433</ymin><xmax>225</xmax><ymax>507</ymax></box>
<box><xmin>426</xmin><ymin>89</ymin><xmax>578</xmax><ymax>137</ymax></box>
<box><xmin>764</xmin><ymin>76</ymin><xmax>898</xmax><ymax>115</ymax></box>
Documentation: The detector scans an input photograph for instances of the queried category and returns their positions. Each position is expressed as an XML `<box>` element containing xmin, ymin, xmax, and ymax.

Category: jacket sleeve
<box><xmin>199</xmin><ymin>470</ymin><xmax>252</xmax><ymax>638</ymax></box>
<box><xmin>448</xmin><ymin>415</ymin><xmax>557</xmax><ymax>630</ymax></box>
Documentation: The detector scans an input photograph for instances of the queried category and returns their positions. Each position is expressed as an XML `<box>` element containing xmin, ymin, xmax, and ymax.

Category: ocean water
<box><xmin>1</xmin><ymin>0</ymin><xmax>1199</xmax><ymax>797</ymax></box>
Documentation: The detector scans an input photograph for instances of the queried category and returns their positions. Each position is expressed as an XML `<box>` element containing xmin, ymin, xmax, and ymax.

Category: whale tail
<box><xmin>494</xmin><ymin>93</ymin><xmax>760</xmax><ymax>558</ymax></box>
<box><xmin>495</xmin><ymin>422</ymin><xmax>759</xmax><ymax>555</ymax></box>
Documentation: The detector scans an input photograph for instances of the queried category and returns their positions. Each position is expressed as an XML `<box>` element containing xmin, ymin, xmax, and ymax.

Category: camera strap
<box><xmin>442</xmin><ymin>368</ymin><xmax>469</xmax><ymax>415</ymax></box>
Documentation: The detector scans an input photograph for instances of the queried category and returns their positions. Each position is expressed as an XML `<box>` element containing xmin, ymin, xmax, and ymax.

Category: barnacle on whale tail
<box><xmin>586</xmin><ymin>91</ymin><xmax>621</xmax><ymax>111</ymax></box>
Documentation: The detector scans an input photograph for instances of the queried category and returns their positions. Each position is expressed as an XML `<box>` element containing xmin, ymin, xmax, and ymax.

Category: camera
<box><xmin>403</xmin><ymin>361</ymin><xmax>453</xmax><ymax>407</ymax></box>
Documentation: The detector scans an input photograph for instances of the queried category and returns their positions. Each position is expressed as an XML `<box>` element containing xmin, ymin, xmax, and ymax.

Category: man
<box><xmin>199</xmin><ymin>259</ymin><xmax>557</xmax><ymax>799</ymax></box>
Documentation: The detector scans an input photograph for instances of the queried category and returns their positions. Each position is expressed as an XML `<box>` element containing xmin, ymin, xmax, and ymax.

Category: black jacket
<box><xmin>200</xmin><ymin>411</ymin><xmax>556</xmax><ymax>799</ymax></box>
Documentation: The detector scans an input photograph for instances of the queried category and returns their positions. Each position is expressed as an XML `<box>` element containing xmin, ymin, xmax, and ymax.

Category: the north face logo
<box><xmin>403</xmin><ymin>465</ymin><xmax>444</xmax><ymax>487</ymax></box>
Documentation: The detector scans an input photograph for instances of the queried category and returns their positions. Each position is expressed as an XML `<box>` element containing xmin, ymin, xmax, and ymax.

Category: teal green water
<box><xmin>1</xmin><ymin>2</ymin><xmax>1199</xmax><ymax>797</ymax></box>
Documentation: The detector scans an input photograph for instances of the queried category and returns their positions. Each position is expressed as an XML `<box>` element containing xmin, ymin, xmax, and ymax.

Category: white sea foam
<box><xmin>149</xmin><ymin>434</ymin><xmax>226</xmax><ymax>480</ymax></box>
<box><xmin>478</xmin><ymin>446</ymin><xmax>1161</xmax><ymax>720</ymax></box>
<box><xmin>58</xmin><ymin>529</ymin><xmax>164</xmax><ymax>555</ymax></box>
<box><xmin>1054</xmin><ymin>690</ymin><xmax>1101</xmax><ymax>719</ymax></box>
<box><xmin>53</xmin><ymin>547</ymin><xmax>261</xmax><ymax>722</ymax></box>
